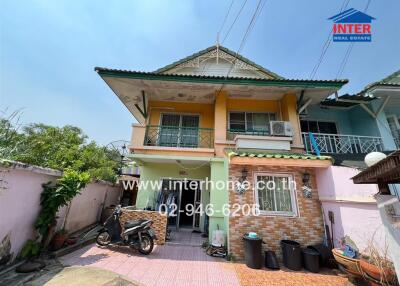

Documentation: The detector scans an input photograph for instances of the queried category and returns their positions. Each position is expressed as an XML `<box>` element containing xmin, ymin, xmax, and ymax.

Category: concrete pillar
<box><xmin>370</xmin><ymin>100</ymin><xmax>397</xmax><ymax>151</ymax></box>
<box><xmin>214</xmin><ymin>90</ymin><xmax>228</xmax><ymax>142</ymax></box>
<box><xmin>281</xmin><ymin>93</ymin><xmax>302</xmax><ymax>147</ymax></box>
<box><xmin>208</xmin><ymin>158</ymin><xmax>229</xmax><ymax>247</ymax></box>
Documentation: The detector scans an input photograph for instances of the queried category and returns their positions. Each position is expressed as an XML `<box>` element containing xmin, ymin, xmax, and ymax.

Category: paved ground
<box><xmin>30</xmin><ymin>266</ymin><xmax>139</xmax><ymax>286</ymax></box>
<box><xmin>166</xmin><ymin>228</ymin><xmax>206</xmax><ymax>246</ymax></box>
<box><xmin>58</xmin><ymin>230</ymin><xmax>349</xmax><ymax>286</ymax></box>
<box><xmin>60</xmin><ymin>243</ymin><xmax>240</xmax><ymax>286</ymax></box>
<box><xmin>233</xmin><ymin>264</ymin><xmax>349</xmax><ymax>286</ymax></box>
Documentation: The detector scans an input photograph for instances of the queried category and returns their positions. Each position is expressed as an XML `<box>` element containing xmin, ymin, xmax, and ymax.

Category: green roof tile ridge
<box><xmin>154</xmin><ymin>45</ymin><xmax>284</xmax><ymax>79</ymax></box>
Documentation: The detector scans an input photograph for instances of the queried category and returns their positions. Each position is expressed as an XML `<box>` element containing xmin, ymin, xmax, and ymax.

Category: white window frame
<box><xmin>253</xmin><ymin>172</ymin><xmax>299</xmax><ymax>217</ymax></box>
<box><xmin>158</xmin><ymin>113</ymin><xmax>200</xmax><ymax>147</ymax></box>
<box><xmin>228</xmin><ymin>111</ymin><xmax>277</xmax><ymax>133</ymax></box>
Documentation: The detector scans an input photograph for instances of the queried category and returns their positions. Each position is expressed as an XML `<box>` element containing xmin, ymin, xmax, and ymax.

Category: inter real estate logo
<box><xmin>328</xmin><ymin>8</ymin><xmax>376</xmax><ymax>42</ymax></box>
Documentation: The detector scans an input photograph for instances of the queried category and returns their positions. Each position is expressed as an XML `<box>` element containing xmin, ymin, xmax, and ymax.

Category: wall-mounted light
<box><xmin>302</xmin><ymin>171</ymin><xmax>312</xmax><ymax>198</ymax></box>
<box><xmin>302</xmin><ymin>171</ymin><xmax>311</xmax><ymax>185</ymax></box>
<box><xmin>241</xmin><ymin>167</ymin><xmax>248</xmax><ymax>182</ymax></box>
<box><xmin>235</xmin><ymin>166</ymin><xmax>249</xmax><ymax>195</ymax></box>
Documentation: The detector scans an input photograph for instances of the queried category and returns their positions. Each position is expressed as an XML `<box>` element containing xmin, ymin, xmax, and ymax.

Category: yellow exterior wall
<box><xmin>280</xmin><ymin>93</ymin><xmax>302</xmax><ymax>146</ymax></box>
<box><xmin>214</xmin><ymin>91</ymin><xmax>228</xmax><ymax>141</ymax></box>
<box><xmin>138</xmin><ymin>95</ymin><xmax>302</xmax><ymax>155</ymax></box>
<box><xmin>148</xmin><ymin>101</ymin><xmax>214</xmax><ymax>129</ymax></box>
<box><xmin>227</xmin><ymin>98</ymin><xmax>280</xmax><ymax>114</ymax></box>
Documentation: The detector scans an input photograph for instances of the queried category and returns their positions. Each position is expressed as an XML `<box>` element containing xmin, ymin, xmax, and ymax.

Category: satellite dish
<box><xmin>105</xmin><ymin>140</ymin><xmax>133</xmax><ymax>174</ymax></box>
<box><xmin>365</xmin><ymin>152</ymin><xmax>387</xmax><ymax>167</ymax></box>
<box><xmin>106</xmin><ymin>140</ymin><xmax>130</xmax><ymax>160</ymax></box>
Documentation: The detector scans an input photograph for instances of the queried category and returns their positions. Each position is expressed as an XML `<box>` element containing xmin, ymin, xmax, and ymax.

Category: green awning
<box><xmin>226</xmin><ymin>150</ymin><xmax>332</xmax><ymax>161</ymax></box>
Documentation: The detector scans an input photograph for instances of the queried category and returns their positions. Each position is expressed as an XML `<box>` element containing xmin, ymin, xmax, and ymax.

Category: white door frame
<box><xmin>160</xmin><ymin>178</ymin><xmax>203</xmax><ymax>231</ymax></box>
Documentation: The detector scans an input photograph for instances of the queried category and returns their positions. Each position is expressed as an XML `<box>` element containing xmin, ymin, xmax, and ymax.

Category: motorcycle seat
<box><xmin>124</xmin><ymin>219</ymin><xmax>148</xmax><ymax>229</ymax></box>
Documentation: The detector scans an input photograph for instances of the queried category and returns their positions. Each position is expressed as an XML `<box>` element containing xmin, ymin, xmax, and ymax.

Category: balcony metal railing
<box><xmin>144</xmin><ymin>125</ymin><xmax>214</xmax><ymax>148</ymax></box>
<box><xmin>302</xmin><ymin>132</ymin><xmax>383</xmax><ymax>154</ymax></box>
<box><xmin>395</xmin><ymin>138</ymin><xmax>400</xmax><ymax>150</ymax></box>
<box><xmin>227</xmin><ymin>129</ymin><xmax>270</xmax><ymax>140</ymax></box>
<box><xmin>392</xmin><ymin>129</ymin><xmax>400</xmax><ymax>150</ymax></box>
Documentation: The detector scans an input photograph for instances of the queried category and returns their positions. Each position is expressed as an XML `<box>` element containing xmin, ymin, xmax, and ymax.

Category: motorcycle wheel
<box><xmin>138</xmin><ymin>233</ymin><xmax>154</xmax><ymax>255</ymax></box>
<box><xmin>96</xmin><ymin>231</ymin><xmax>111</xmax><ymax>246</ymax></box>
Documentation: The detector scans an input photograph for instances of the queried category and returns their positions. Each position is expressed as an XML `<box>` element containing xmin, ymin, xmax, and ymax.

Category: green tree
<box><xmin>0</xmin><ymin>110</ymin><xmax>25</xmax><ymax>158</ymax></box>
<box><xmin>14</xmin><ymin>124</ymin><xmax>86</xmax><ymax>170</ymax></box>
<box><xmin>1</xmin><ymin>114</ymin><xmax>121</xmax><ymax>247</ymax></box>
<box><xmin>1</xmin><ymin>120</ymin><xmax>119</xmax><ymax>183</ymax></box>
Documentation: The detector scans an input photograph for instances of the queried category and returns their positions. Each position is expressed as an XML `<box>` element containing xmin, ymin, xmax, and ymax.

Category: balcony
<box><xmin>227</xmin><ymin>129</ymin><xmax>270</xmax><ymax>140</ymax></box>
<box><xmin>302</xmin><ymin>132</ymin><xmax>383</xmax><ymax>154</ymax></box>
<box><xmin>144</xmin><ymin>125</ymin><xmax>214</xmax><ymax>148</ymax></box>
<box><xmin>227</xmin><ymin>128</ymin><xmax>293</xmax><ymax>151</ymax></box>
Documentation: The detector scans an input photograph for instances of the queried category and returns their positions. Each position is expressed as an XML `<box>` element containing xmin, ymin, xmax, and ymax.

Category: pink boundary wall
<box><xmin>0</xmin><ymin>163</ymin><xmax>121</xmax><ymax>263</ymax></box>
<box><xmin>316</xmin><ymin>166</ymin><xmax>386</xmax><ymax>252</ymax></box>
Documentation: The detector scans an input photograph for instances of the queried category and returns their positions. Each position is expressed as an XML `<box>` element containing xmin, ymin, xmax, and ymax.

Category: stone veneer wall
<box><xmin>228</xmin><ymin>165</ymin><xmax>325</xmax><ymax>261</ymax></box>
<box><xmin>120</xmin><ymin>209</ymin><xmax>167</xmax><ymax>245</ymax></box>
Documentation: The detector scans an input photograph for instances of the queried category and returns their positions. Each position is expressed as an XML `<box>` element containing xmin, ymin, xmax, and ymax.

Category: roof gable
<box><xmin>380</xmin><ymin>69</ymin><xmax>400</xmax><ymax>85</ymax></box>
<box><xmin>328</xmin><ymin>8</ymin><xmax>376</xmax><ymax>23</ymax></box>
<box><xmin>154</xmin><ymin>45</ymin><xmax>283</xmax><ymax>79</ymax></box>
<box><xmin>360</xmin><ymin>69</ymin><xmax>400</xmax><ymax>94</ymax></box>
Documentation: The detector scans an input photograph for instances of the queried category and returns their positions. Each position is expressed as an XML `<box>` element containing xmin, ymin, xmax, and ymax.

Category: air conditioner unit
<box><xmin>270</xmin><ymin>121</ymin><xmax>293</xmax><ymax>137</ymax></box>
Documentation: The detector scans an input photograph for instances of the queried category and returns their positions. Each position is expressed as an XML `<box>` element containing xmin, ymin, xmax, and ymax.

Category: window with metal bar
<box><xmin>228</xmin><ymin>112</ymin><xmax>276</xmax><ymax>135</ymax></box>
<box><xmin>159</xmin><ymin>114</ymin><xmax>200</xmax><ymax>147</ymax></box>
<box><xmin>255</xmin><ymin>174</ymin><xmax>297</xmax><ymax>216</ymax></box>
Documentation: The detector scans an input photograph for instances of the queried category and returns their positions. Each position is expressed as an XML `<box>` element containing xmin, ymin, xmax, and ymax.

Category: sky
<box><xmin>1</xmin><ymin>0</ymin><xmax>399</xmax><ymax>145</ymax></box>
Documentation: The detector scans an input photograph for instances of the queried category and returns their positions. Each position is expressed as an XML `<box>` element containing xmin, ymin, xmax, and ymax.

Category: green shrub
<box><xmin>20</xmin><ymin>240</ymin><xmax>41</xmax><ymax>259</ymax></box>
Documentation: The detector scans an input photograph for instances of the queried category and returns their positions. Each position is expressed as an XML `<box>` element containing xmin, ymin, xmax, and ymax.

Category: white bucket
<box><xmin>211</xmin><ymin>230</ymin><xmax>225</xmax><ymax>247</ymax></box>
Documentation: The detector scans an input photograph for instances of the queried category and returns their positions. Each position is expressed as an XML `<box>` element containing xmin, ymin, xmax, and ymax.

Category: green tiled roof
<box><xmin>321</xmin><ymin>93</ymin><xmax>376</xmax><ymax>107</ymax></box>
<box><xmin>227</xmin><ymin>151</ymin><xmax>332</xmax><ymax>161</ymax></box>
<box><xmin>359</xmin><ymin>69</ymin><xmax>400</xmax><ymax>94</ymax></box>
<box><xmin>154</xmin><ymin>45</ymin><xmax>284</xmax><ymax>79</ymax></box>
<box><xmin>95</xmin><ymin>67</ymin><xmax>348</xmax><ymax>89</ymax></box>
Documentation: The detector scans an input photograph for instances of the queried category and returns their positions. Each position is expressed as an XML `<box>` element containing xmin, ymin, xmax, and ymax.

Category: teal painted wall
<box><xmin>304</xmin><ymin>105</ymin><xmax>353</xmax><ymax>134</ymax></box>
<box><xmin>348</xmin><ymin>105</ymin><xmax>380</xmax><ymax>136</ymax></box>
<box><xmin>306</xmin><ymin>105</ymin><xmax>382</xmax><ymax>137</ymax></box>
<box><xmin>370</xmin><ymin>101</ymin><xmax>397</xmax><ymax>150</ymax></box>
<box><xmin>385</xmin><ymin>106</ymin><xmax>400</xmax><ymax>117</ymax></box>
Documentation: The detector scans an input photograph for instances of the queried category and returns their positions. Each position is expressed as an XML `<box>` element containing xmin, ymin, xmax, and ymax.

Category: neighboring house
<box><xmin>96</xmin><ymin>45</ymin><xmax>354</xmax><ymax>259</ymax></box>
<box><xmin>302</xmin><ymin>69</ymin><xmax>400</xmax><ymax>155</ymax></box>
<box><xmin>304</xmin><ymin>70</ymin><xmax>400</xmax><ymax>252</ymax></box>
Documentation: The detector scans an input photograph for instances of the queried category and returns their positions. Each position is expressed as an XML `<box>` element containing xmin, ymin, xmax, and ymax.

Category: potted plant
<box><xmin>360</xmin><ymin>241</ymin><xmax>397</xmax><ymax>285</ymax></box>
<box><xmin>52</xmin><ymin>229</ymin><xmax>68</xmax><ymax>250</ymax></box>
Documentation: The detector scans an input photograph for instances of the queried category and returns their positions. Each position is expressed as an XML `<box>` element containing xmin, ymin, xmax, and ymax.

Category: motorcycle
<box><xmin>96</xmin><ymin>205</ymin><xmax>157</xmax><ymax>255</ymax></box>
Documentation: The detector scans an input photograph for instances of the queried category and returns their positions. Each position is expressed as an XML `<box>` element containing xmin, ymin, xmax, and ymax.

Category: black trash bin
<box><xmin>302</xmin><ymin>248</ymin><xmax>320</xmax><ymax>273</ymax></box>
<box><xmin>243</xmin><ymin>234</ymin><xmax>262</xmax><ymax>269</ymax></box>
<box><xmin>307</xmin><ymin>244</ymin><xmax>332</xmax><ymax>266</ymax></box>
<box><xmin>280</xmin><ymin>240</ymin><xmax>302</xmax><ymax>271</ymax></box>
<box><xmin>265</xmin><ymin>251</ymin><xmax>280</xmax><ymax>270</ymax></box>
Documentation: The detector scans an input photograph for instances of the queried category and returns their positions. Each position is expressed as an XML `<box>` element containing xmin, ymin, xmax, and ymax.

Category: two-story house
<box><xmin>95</xmin><ymin>45</ymin><xmax>348</xmax><ymax>259</ymax></box>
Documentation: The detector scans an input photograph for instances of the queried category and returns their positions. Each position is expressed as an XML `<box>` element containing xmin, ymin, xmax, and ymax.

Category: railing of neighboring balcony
<box><xmin>226</xmin><ymin>129</ymin><xmax>271</xmax><ymax>140</ymax></box>
<box><xmin>393</xmin><ymin>129</ymin><xmax>400</xmax><ymax>150</ymax></box>
<box><xmin>144</xmin><ymin>125</ymin><xmax>214</xmax><ymax>148</ymax></box>
<box><xmin>302</xmin><ymin>132</ymin><xmax>383</xmax><ymax>154</ymax></box>
<box><xmin>395</xmin><ymin>138</ymin><xmax>400</xmax><ymax>150</ymax></box>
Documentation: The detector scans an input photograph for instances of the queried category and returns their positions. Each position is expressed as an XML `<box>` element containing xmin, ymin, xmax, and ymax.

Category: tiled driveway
<box><xmin>60</xmin><ymin>243</ymin><xmax>240</xmax><ymax>286</ymax></box>
<box><xmin>60</xmin><ymin>230</ymin><xmax>347</xmax><ymax>286</ymax></box>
